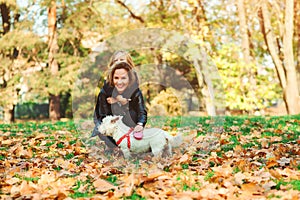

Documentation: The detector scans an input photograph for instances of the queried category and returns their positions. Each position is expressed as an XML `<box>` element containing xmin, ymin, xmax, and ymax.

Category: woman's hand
<box><xmin>107</xmin><ymin>97</ymin><xmax>117</xmax><ymax>104</ymax></box>
<box><xmin>116</xmin><ymin>95</ymin><xmax>129</xmax><ymax>105</ymax></box>
<box><xmin>107</xmin><ymin>95</ymin><xmax>130</xmax><ymax>105</ymax></box>
<box><xmin>134</xmin><ymin>124</ymin><xmax>144</xmax><ymax>132</ymax></box>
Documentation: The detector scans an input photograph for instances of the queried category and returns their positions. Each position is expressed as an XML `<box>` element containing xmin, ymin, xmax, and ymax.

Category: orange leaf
<box><xmin>266</xmin><ymin>158</ymin><xmax>278</xmax><ymax>168</ymax></box>
<box><xmin>269</xmin><ymin>169</ymin><xmax>282</xmax><ymax>179</ymax></box>
<box><xmin>234</xmin><ymin>145</ymin><xmax>243</xmax><ymax>153</ymax></box>
<box><xmin>241</xmin><ymin>182</ymin><xmax>263</xmax><ymax>195</ymax></box>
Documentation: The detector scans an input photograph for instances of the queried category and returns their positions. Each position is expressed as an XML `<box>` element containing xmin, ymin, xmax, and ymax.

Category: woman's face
<box><xmin>113</xmin><ymin>53</ymin><xmax>126</xmax><ymax>64</ymax></box>
<box><xmin>113</xmin><ymin>68</ymin><xmax>129</xmax><ymax>93</ymax></box>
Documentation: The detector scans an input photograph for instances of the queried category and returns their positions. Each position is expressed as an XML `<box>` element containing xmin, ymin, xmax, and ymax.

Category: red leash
<box><xmin>116</xmin><ymin>127</ymin><xmax>134</xmax><ymax>148</ymax></box>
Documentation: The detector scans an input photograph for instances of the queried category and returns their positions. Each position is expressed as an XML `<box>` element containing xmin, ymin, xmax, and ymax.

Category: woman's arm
<box><xmin>133</xmin><ymin>89</ymin><xmax>147</xmax><ymax>127</ymax></box>
<box><xmin>94</xmin><ymin>87</ymin><xmax>112</xmax><ymax>125</ymax></box>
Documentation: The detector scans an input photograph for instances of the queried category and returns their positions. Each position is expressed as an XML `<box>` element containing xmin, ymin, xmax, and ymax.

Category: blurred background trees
<box><xmin>0</xmin><ymin>0</ymin><xmax>299</xmax><ymax>123</ymax></box>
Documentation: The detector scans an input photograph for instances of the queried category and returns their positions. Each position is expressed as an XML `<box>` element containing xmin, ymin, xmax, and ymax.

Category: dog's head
<box><xmin>98</xmin><ymin>115</ymin><xmax>122</xmax><ymax>136</ymax></box>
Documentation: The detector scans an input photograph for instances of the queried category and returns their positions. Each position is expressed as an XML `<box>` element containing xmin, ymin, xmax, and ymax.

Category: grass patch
<box><xmin>14</xmin><ymin>174</ymin><xmax>39</xmax><ymax>182</ymax></box>
<box><xmin>275</xmin><ymin>179</ymin><xmax>300</xmax><ymax>191</ymax></box>
<box><xmin>0</xmin><ymin>155</ymin><xmax>5</xmax><ymax>161</ymax></box>
<box><xmin>204</xmin><ymin>171</ymin><xmax>215</xmax><ymax>181</ymax></box>
<box><xmin>70</xmin><ymin>180</ymin><xmax>94</xmax><ymax>198</ymax></box>
<box><xmin>106</xmin><ymin>174</ymin><xmax>118</xmax><ymax>186</ymax></box>
<box><xmin>65</xmin><ymin>153</ymin><xmax>75</xmax><ymax>160</ymax></box>
<box><xmin>124</xmin><ymin>192</ymin><xmax>146</xmax><ymax>200</ymax></box>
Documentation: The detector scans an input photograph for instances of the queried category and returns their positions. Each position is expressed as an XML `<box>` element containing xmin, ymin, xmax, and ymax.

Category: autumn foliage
<box><xmin>0</xmin><ymin>116</ymin><xmax>299</xmax><ymax>199</ymax></box>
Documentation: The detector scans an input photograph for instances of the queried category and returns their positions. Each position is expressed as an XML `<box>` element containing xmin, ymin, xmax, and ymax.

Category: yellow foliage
<box><xmin>148</xmin><ymin>88</ymin><xmax>185</xmax><ymax>116</ymax></box>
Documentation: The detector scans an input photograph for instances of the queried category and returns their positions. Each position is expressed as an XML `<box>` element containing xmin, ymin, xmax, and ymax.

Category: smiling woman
<box><xmin>92</xmin><ymin>60</ymin><xmax>147</xmax><ymax>149</ymax></box>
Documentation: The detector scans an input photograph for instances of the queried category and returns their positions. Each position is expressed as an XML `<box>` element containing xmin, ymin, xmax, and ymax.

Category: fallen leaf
<box><xmin>234</xmin><ymin>172</ymin><xmax>246</xmax><ymax>185</ymax></box>
<box><xmin>179</xmin><ymin>154</ymin><xmax>189</xmax><ymax>163</ymax></box>
<box><xmin>93</xmin><ymin>179</ymin><xmax>117</xmax><ymax>192</ymax></box>
<box><xmin>5</xmin><ymin>177</ymin><xmax>20</xmax><ymax>185</ymax></box>
<box><xmin>20</xmin><ymin>180</ymin><xmax>37</xmax><ymax>195</ymax></box>
<box><xmin>269</xmin><ymin>169</ymin><xmax>282</xmax><ymax>179</ymax></box>
<box><xmin>241</xmin><ymin>182</ymin><xmax>263</xmax><ymax>195</ymax></box>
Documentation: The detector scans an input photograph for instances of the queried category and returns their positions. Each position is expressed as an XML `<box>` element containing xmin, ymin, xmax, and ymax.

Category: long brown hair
<box><xmin>107</xmin><ymin>61</ymin><xmax>136</xmax><ymax>88</ymax></box>
<box><xmin>108</xmin><ymin>50</ymin><xmax>135</xmax><ymax>69</ymax></box>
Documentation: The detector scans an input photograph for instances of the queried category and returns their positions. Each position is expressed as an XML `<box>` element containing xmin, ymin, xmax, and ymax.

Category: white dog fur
<box><xmin>98</xmin><ymin>115</ymin><xmax>182</xmax><ymax>159</ymax></box>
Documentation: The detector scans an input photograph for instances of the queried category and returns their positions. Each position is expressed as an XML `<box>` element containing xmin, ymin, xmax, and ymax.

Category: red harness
<box><xmin>116</xmin><ymin>128</ymin><xmax>134</xmax><ymax>149</ymax></box>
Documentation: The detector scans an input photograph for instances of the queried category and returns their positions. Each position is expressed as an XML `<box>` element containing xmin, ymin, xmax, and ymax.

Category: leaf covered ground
<box><xmin>0</xmin><ymin>115</ymin><xmax>299</xmax><ymax>199</ymax></box>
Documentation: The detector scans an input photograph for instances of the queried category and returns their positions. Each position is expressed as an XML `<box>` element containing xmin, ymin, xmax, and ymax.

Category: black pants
<box><xmin>98</xmin><ymin>134</ymin><xmax>117</xmax><ymax>148</ymax></box>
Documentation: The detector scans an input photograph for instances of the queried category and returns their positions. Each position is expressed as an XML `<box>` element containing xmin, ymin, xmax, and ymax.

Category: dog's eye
<box><xmin>110</xmin><ymin>117</ymin><xmax>119</xmax><ymax>123</ymax></box>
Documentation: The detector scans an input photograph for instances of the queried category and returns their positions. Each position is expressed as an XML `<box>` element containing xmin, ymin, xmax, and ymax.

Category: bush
<box><xmin>148</xmin><ymin>88</ymin><xmax>186</xmax><ymax>116</ymax></box>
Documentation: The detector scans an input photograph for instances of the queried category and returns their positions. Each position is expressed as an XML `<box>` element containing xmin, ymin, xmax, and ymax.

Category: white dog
<box><xmin>98</xmin><ymin>116</ymin><xmax>182</xmax><ymax>159</ymax></box>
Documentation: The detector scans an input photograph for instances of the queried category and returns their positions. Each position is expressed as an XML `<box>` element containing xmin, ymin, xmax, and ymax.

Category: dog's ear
<box><xmin>111</xmin><ymin>116</ymin><xmax>120</xmax><ymax>124</ymax></box>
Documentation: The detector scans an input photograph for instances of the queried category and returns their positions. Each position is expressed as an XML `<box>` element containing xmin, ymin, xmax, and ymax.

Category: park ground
<box><xmin>0</xmin><ymin>115</ymin><xmax>299</xmax><ymax>199</ymax></box>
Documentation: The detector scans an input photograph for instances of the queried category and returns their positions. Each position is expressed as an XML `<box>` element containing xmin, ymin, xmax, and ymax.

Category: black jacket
<box><xmin>93</xmin><ymin>80</ymin><xmax>147</xmax><ymax>128</ymax></box>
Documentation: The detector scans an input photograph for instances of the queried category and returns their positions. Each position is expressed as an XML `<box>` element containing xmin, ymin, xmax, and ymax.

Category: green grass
<box><xmin>14</xmin><ymin>174</ymin><xmax>40</xmax><ymax>182</ymax></box>
<box><xmin>275</xmin><ymin>179</ymin><xmax>300</xmax><ymax>191</ymax></box>
<box><xmin>204</xmin><ymin>171</ymin><xmax>215</xmax><ymax>181</ymax></box>
<box><xmin>124</xmin><ymin>192</ymin><xmax>146</xmax><ymax>200</ymax></box>
<box><xmin>70</xmin><ymin>180</ymin><xmax>94</xmax><ymax>198</ymax></box>
<box><xmin>105</xmin><ymin>174</ymin><xmax>118</xmax><ymax>186</ymax></box>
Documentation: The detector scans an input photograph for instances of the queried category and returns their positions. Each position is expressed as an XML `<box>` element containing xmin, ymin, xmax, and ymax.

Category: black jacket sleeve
<box><xmin>130</xmin><ymin>89</ymin><xmax>147</xmax><ymax>126</ymax></box>
<box><xmin>93</xmin><ymin>87</ymin><xmax>112</xmax><ymax>125</ymax></box>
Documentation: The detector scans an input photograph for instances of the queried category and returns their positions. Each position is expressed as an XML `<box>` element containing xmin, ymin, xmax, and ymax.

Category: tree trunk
<box><xmin>283</xmin><ymin>0</ymin><xmax>300</xmax><ymax>114</ymax></box>
<box><xmin>260</xmin><ymin>1</ymin><xmax>300</xmax><ymax>114</ymax></box>
<box><xmin>260</xmin><ymin>1</ymin><xmax>286</xmax><ymax>89</ymax></box>
<box><xmin>3</xmin><ymin>104</ymin><xmax>14</xmax><ymax>123</ymax></box>
<box><xmin>154</xmin><ymin>52</ymin><xmax>166</xmax><ymax>92</ymax></box>
<box><xmin>295</xmin><ymin>0</ymin><xmax>300</xmax><ymax>92</ymax></box>
<box><xmin>193</xmin><ymin>59</ymin><xmax>216</xmax><ymax>116</ymax></box>
<box><xmin>237</xmin><ymin>0</ymin><xmax>257</xmax><ymax>113</ymax></box>
<box><xmin>1</xmin><ymin>3</ymin><xmax>15</xmax><ymax>123</ymax></box>
<box><xmin>48</xmin><ymin>1</ymin><xmax>60</xmax><ymax>120</ymax></box>
<box><xmin>0</xmin><ymin>3</ymin><xmax>10</xmax><ymax>34</ymax></box>
<box><xmin>49</xmin><ymin>94</ymin><xmax>60</xmax><ymax>120</ymax></box>
<box><xmin>237</xmin><ymin>0</ymin><xmax>250</xmax><ymax>63</ymax></box>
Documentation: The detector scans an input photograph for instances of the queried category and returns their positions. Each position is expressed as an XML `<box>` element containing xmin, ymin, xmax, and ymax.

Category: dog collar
<box><xmin>116</xmin><ymin>127</ymin><xmax>134</xmax><ymax>149</ymax></box>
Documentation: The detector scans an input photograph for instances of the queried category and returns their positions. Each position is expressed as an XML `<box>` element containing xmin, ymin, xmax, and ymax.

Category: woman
<box><xmin>92</xmin><ymin>50</ymin><xmax>137</xmax><ymax>136</ymax></box>
<box><xmin>92</xmin><ymin>61</ymin><xmax>147</xmax><ymax>149</ymax></box>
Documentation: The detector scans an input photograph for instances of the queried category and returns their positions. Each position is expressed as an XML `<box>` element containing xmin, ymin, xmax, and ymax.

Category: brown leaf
<box><xmin>93</xmin><ymin>179</ymin><xmax>117</xmax><ymax>192</ymax></box>
<box><xmin>5</xmin><ymin>177</ymin><xmax>20</xmax><ymax>185</ymax></box>
<box><xmin>234</xmin><ymin>172</ymin><xmax>246</xmax><ymax>185</ymax></box>
<box><xmin>140</xmin><ymin>171</ymin><xmax>165</xmax><ymax>184</ymax></box>
<box><xmin>262</xmin><ymin>181</ymin><xmax>277</xmax><ymax>191</ymax></box>
<box><xmin>20</xmin><ymin>180</ymin><xmax>37</xmax><ymax>195</ymax></box>
<box><xmin>179</xmin><ymin>154</ymin><xmax>190</xmax><ymax>163</ymax></box>
<box><xmin>2</xmin><ymin>139</ymin><xmax>14</xmax><ymax>145</ymax></box>
<box><xmin>269</xmin><ymin>169</ymin><xmax>282</xmax><ymax>179</ymax></box>
<box><xmin>10</xmin><ymin>184</ymin><xmax>21</xmax><ymax>197</ymax></box>
<box><xmin>37</xmin><ymin>172</ymin><xmax>56</xmax><ymax>186</ymax></box>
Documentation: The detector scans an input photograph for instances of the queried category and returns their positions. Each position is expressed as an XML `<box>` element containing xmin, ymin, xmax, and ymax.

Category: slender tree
<box><xmin>259</xmin><ymin>0</ymin><xmax>300</xmax><ymax>114</ymax></box>
<box><xmin>48</xmin><ymin>0</ymin><xmax>60</xmax><ymax>120</ymax></box>
<box><xmin>237</xmin><ymin>0</ymin><xmax>250</xmax><ymax>63</ymax></box>
<box><xmin>295</xmin><ymin>0</ymin><xmax>300</xmax><ymax>87</ymax></box>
